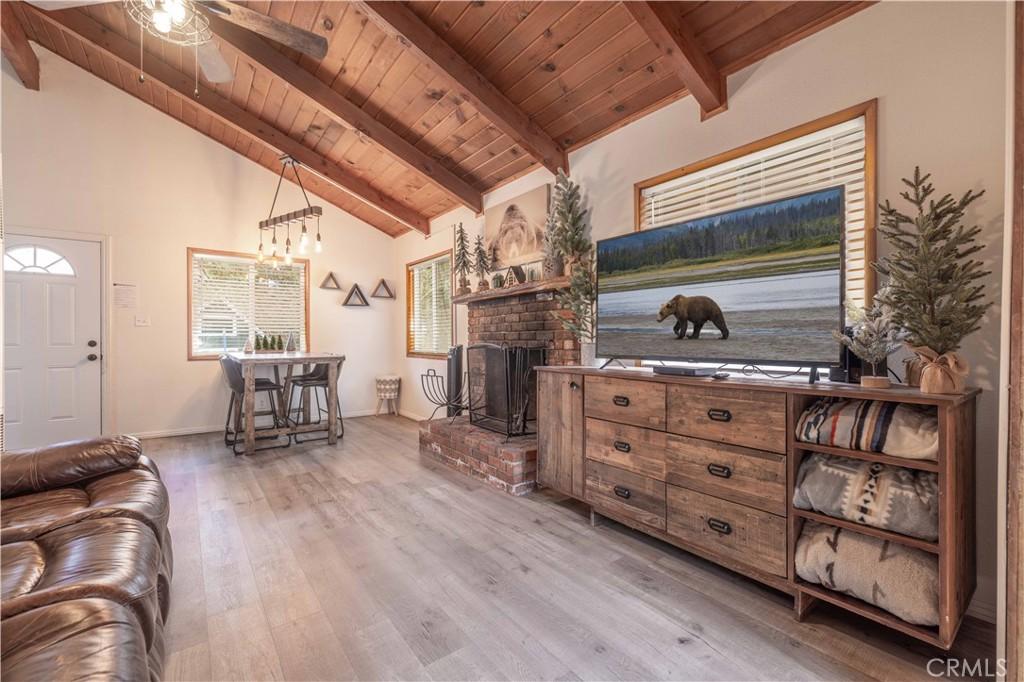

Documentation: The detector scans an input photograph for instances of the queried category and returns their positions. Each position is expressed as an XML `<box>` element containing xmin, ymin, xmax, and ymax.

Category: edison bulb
<box><xmin>285</xmin><ymin>251</ymin><xmax>293</xmax><ymax>266</ymax></box>
<box><xmin>152</xmin><ymin>9</ymin><xmax>172</xmax><ymax>33</ymax></box>
<box><xmin>315</xmin><ymin>234</ymin><xmax>323</xmax><ymax>253</ymax></box>
<box><xmin>257</xmin><ymin>243</ymin><xmax>264</xmax><ymax>263</ymax></box>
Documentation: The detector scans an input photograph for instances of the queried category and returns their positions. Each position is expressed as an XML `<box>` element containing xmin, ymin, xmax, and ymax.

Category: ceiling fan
<box><xmin>26</xmin><ymin>0</ymin><xmax>328</xmax><ymax>85</ymax></box>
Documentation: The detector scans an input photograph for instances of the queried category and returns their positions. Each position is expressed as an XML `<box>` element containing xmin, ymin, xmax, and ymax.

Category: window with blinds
<box><xmin>406</xmin><ymin>251</ymin><xmax>452</xmax><ymax>357</ymax></box>
<box><xmin>188</xmin><ymin>249</ymin><xmax>308</xmax><ymax>359</ymax></box>
<box><xmin>637</xmin><ymin>108</ymin><xmax>874</xmax><ymax>308</ymax></box>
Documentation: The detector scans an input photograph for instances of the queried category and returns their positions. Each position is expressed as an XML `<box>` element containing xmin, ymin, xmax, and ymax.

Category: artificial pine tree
<box><xmin>555</xmin><ymin>254</ymin><xmax>596</xmax><ymax>343</ymax></box>
<box><xmin>472</xmin><ymin>235</ymin><xmax>492</xmax><ymax>290</ymax></box>
<box><xmin>874</xmin><ymin>168</ymin><xmax>991</xmax><ymax>356</ymax></box>
<box><xmin>542</xmin><ymin>197</ymin><xmax>564</xmax><ymax>277</ymax></box>
<box><xmin>832</xmin><ymin>289</ymin><xmax>905</xmax><ymax>387</ymax></box>
<box><xmin>551</xmin><ymin>170</ymin><xmax>591</xmax><ymax>273</ymax></box>
<box><xmin>453</xmin><ymin>222</ymin><xmax>472</xmax><ymax>295</ymax></box>
<box><xmin>255</xmin><ymin>335</ymin><xmax>263</xmax><ymax>351</ymax></box>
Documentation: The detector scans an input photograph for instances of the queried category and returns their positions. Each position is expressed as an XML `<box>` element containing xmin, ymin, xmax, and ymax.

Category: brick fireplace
<box><xmin>418</xmin><ymin>278</ymin><xmax>579</xmax><ymax>495</ymax></box>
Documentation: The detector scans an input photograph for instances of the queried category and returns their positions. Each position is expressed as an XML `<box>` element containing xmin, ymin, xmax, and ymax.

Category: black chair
<box><xmin>219</xmin><ymin>355</ymin><xmax>290</xmax><ymax>455</ymax></box>
<box><xmin>284</xmin><ymin>358</ymin><xmax>345</xmax><ymax>443</ymax></box>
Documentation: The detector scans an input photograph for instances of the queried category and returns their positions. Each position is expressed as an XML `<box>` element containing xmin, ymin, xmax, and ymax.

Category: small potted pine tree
<box><xmin>874</xmin><ymin>168</ymin><xmax>991</xmax><ymax>393</ymax></box>
<box><xmin>833</xmin><ymin>291</ymin><xmax>905</xmax><ymax>389</ymax></box>
<box><xmin>550</xmin><ymin>169</ymin><xmax>596</xmax><ymax>365</ymax></box>
<box><xmin>453</xmin><ymin>222</ymin><xmax>472</xmax><ymax>296</ymax></box>
<box><xmin>472</xmin><ymin>235</ymin><xmax>492</xmax><ymax>291</ymax></box>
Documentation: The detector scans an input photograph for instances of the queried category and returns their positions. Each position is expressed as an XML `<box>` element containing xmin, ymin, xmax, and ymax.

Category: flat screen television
<box><xmin>596</xmin><ymin>186</ymin><xmax>845</xmax><ymax>366</ymax></box>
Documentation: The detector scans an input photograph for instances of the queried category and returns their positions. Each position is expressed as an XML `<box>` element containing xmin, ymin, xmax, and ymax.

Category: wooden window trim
<box><xmin>1007</xmin><ymin>3</ymin><xmax>1023</xmax><ymax>677</ymax></box>
<box><xmin>406</xmin><ymin>249</ymin><xmax>453</xmax><ymax>360</ymax></box>
<box><xmin>633</xmin><ymin>99</ymin><xmax>878</xmax><ymax>300</ymax></box>
<box><xmin>186</xmin><ymin>246</ymin><xmax>311</xmax><ymax>361</ymax></box>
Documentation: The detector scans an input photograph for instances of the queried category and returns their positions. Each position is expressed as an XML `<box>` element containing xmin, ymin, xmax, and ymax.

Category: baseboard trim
<box><xmin>399</xmin><ymin>410</ymin><xmax>427</xmax><ymax>422</ymax></box>
<box><xmin>967</xmin><ymin>597</ymin><xmax>997</xmax><ymax>624</ymax></box>
<box><xmin>133</xmin><ymin>409</ymin><xmax>382</xmax><ymax>440</ymax></box>
<box><xmin>135</xmin><ymin>425</ymin><xmax>222</xmax><ymax>439</ymax></box>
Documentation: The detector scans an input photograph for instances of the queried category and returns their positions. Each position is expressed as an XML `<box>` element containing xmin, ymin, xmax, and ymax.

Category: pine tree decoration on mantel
<box><xmin>874</xmin><ymin>167</ymin><xmax>991</xmax><ymax>393</ymax></box>
<box><xmin>472</xmin><ymin>235</ymin><xmax>492</xmax><ymax>291</ymax></box>
<box><xmin>453</xmin><ymin>223</ymin><xmax>473</xmax><ymax>296</ymax></box>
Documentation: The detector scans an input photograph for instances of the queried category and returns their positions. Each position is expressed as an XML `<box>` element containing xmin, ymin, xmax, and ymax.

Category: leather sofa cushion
<box><xmin>0</xmin><ymin>465</ymin><xmax>169</xmax><ymax>545</ymax></box>
<box><xmin>1</xmin><ymin>517</ymin><xmax>162</xmax><ymax>647</ymax></box>
<box><xmin>1</xmin><ymin>435</ymin><xmax>142</xmax><ymax>497</ymax></box>
<box><xmin>1</xmin><ymin>598</ymin><xmax>150</xmax><ymax>682</ymax></box>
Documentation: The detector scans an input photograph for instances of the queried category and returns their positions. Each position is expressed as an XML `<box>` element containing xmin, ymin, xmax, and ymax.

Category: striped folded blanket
<box><xmin>795</xmin><ymin>398</ymin><xmax>938</xmax><ymax>461</ymax></box>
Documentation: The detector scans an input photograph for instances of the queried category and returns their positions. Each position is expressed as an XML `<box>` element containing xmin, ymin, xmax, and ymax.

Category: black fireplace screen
<box><xmin>466</xmin><ymin>344</ymin><xmax>546</xmax><ymax>437</ymax></box>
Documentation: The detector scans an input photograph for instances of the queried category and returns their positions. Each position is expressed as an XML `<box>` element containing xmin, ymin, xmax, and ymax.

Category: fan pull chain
<box><xmin>193</xmin><ymin>17</ymin><xmax>200</xmax><ymax>99</ymax></box>
<box><xmin>138</xmin><ymin>20</ymin><xmax>145</xmax><ymax>83</ymax></box>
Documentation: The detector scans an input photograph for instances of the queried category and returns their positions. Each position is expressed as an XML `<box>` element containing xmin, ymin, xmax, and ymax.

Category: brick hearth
<box><xmin>417</xmin><ymin>279</ymin><xmax>578</xmax><ymax>494</ymax></box>
<box><xmin>419</xmin><ymin>417</ymin><xmax>537</xmax><ymax>496</ymax></box>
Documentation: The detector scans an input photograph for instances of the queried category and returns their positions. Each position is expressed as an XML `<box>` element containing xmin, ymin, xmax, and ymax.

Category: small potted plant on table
<box><xmin>833</xmin><ymin>290</ymin><xmax>905</xmax><ymax>389</ymax></box>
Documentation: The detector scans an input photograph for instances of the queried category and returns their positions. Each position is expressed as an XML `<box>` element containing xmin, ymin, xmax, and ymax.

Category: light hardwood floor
<box><xmin>152</xmin><ymin>416</ymin><xmax>994</xmax><ymax>681</ymax></box>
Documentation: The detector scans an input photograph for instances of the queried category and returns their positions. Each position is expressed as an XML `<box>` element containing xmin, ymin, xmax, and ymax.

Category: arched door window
<box><xmin>3</xmin><ymin>246</ymin><xmax>75</xmax><ymax>276</ymax></box>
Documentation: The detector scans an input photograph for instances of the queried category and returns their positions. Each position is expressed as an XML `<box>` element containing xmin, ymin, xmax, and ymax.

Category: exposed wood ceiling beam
<box><xmin>625</xmin><ymin>1</ymin><xmax>727</xmax><ymax>120</ymax></box>
<box><xmin>28</xmin><ymin>5</ymin><xmax>430</xmax><ymax>235</ymax></box>
<box><xmin>204</xmin><ymin>13</ymin><xmax>483</xmax><ymax>215</ymax></box>
<box><xmin>359</xmin><ymin>1</ymin><xmax>568</xmax><ymax>176</ymax></box>
<box><xmin>2</xmin><ymin>2</ymin><xmax>40</xmax><ymax>90</ymax></box>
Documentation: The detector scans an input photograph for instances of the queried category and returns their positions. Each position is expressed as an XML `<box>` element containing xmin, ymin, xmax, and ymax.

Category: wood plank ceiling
<box><xmin>9</xmin><ymin>1</ymin><xmax>872</xmax><ymax>237</ymax></box>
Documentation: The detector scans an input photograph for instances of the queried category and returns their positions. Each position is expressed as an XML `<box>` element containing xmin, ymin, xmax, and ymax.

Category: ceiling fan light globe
<box><xmin>152</xmin><ymin>10</ymin><xmax>172</xmax><ymax>33</ymax></box>
<box><xmin>167</xmin><ymin>0</ymin><xmax>187</xmax><ymax>25</ymax></box>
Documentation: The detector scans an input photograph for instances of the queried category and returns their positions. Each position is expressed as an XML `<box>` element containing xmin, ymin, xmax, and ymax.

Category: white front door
<box><xmin>4</xmin><ymin>235</ymin><xmax>103</xmax><ymax>449</ymax></box>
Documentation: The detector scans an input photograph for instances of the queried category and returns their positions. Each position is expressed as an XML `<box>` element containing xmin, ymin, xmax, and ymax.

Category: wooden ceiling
<box><xmin>7</xmin><ymin>1</ymin><xmax>871</xmax><ymax>237</ymax></box>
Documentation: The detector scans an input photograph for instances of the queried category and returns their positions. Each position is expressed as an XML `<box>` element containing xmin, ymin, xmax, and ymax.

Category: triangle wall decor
<box><xmin>319</xmin><ymin>272</ymin><xmax>342</xmax><ymax>290</ymax></box>
<box><xmin>342</xmin><ymin>283</ymin><xmax>369</xmax><ymax>307</ymax></box>
<box><xmin>371</xmin><ymin>278</ymin><xmax>396</xmax><ymax>299</ymax></box>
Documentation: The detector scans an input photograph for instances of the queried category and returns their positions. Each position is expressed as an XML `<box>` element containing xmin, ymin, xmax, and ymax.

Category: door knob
<box><xmin>87</xmin><ymin>354</ymin><xmax>98</xmax><ymax>362</ymax></box>
<box><xmin>87</xmin><ymin>340</ymin><xmax>98</xmax><ymax>347</ymax></box>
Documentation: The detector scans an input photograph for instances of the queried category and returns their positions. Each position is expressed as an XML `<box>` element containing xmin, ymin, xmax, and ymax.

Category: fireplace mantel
<box><xmin>451</xmin><ymin>276</ymin><xmax>570</xmax><ymax>305</ymax></box>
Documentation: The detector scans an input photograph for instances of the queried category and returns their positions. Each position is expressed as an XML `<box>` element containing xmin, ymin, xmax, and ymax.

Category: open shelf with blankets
<box><xmin>787</xmin><ymin>393</ymin><xmax>978</xmax><ymax>650</ymax></box>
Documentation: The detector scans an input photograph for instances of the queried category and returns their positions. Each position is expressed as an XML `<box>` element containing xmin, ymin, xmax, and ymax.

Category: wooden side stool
<box><xmin>375</xmin><ymin>375</ymin><xmax>401</xmax><ymax>416</ymax></box>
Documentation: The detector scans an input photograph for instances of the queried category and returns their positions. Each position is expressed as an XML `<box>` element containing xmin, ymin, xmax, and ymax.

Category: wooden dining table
<box><xmin>227</xmin><ymin>351</ymin><xmax>345</xmax><ymax>456</ymax></box>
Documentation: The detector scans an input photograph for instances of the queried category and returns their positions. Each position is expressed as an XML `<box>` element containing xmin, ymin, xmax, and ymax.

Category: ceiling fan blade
<box><xmin>199</xmin><ymin>0</ymin><xmax>327</xmax><ymax>61</ymax></box>
<box><xmin>197</xmin><ymin>42</ymin><xmax>233</xmax><ymax>83</ymax></box>
<box><xmin>25</xmin><ymin>1</ymin><xmax>108</xmax><ymax>9</ymax></box>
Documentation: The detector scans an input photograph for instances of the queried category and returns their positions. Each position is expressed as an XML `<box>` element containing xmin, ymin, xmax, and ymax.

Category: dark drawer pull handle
<box><xmin>613</xmin><ymin>440</ymin><xmax>632</xmax><ymax>453</ymax></box>
<box><xmin>613</xmin><ymin>485</ymin><xmax>632</xmax><ymax>500</ymax></box>
<box><xmin>569</xmin><ymin>381</ymin><xmax>580</xmax><ymax>391</ymax></box>
<box><xmin>707</xmin><ymin>517</ymin><xmax>732</xmax><ymax>535</ymax></box>
<box><xmin>707</xmin><ymin>408</ymin><xmax>732</xmax><ymax>422</ymax></box>
<box><xmin>707</xmin><ymin>463</ymin><xmax>732</xmax><ymax>479</ymax></box>
<box><xmin>612</xmin><ymin>395</ymin><xmax>630</xmax><ymax>407</ymax></box>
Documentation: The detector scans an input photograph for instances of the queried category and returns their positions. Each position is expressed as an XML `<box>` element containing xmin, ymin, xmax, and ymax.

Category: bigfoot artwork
<box><xmin>656</xmin><ymin>294</ymin><xmax>730</xmax><ymax>340</ymax></box>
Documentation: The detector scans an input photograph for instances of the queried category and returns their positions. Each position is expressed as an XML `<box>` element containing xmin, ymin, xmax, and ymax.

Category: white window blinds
<box><xmin>407</xmin><ymin>253</ymin><xmax>452</xmax><ymax>356</ymax></box>
<box><xmin>638</xmin><ymin>116</ymin><xmax>869</xmax><ymax>307</ymax></box>
<box><xmin>189</xmin><ymin>250</ymin><xmax>307</xmax><ymax>357</ymax></box>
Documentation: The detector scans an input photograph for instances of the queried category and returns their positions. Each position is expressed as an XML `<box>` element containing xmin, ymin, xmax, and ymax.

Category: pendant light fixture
<box><xmin>260</xmin><ymin>156</ymin><xmax>323</xmax><ymax>265</ymax></box>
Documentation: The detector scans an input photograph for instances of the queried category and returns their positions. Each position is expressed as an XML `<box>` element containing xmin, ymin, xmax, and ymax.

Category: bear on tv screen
<box><xmin>596</xmin><ymin>186</ymin><xmax>844</xmax><ymax>365</ymax></box>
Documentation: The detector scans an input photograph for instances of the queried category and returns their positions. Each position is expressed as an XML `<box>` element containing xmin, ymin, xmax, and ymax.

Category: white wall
<box><xmin>2</xmin><ymin>48</ymin><xmax>398</xmax><ymax>437</ymax></box>
<box><xmin>392</xmin><ymin>2</ymin><xmax>1010</xmax><ymax>620</ymax></box>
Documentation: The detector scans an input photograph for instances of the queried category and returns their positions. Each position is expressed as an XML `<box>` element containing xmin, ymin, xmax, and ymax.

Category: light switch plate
<box><xmin>134</xmin><ymin>315</ymin><xmax>151</xmax><ymax>327</ymax></box>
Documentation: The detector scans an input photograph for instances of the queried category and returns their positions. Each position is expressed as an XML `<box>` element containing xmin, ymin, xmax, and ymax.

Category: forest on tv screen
<box><xmin>598</xmin><ymin>190</ymin><xmax>842</xmax><ymax>276</ymax></box>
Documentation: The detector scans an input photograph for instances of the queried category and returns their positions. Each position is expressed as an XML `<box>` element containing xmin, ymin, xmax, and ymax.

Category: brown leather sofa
<box><xmin>1</xmin><ymin>435</ymin><xmax>172</xmax><ymax>681</ymax></box>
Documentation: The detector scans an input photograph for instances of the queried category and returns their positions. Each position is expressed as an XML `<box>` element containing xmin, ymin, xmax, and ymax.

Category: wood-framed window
<box><xmin>634</xmin><ymin>100</ymin><xmax>877</xmax><ymax>308</ymax></box>
<box><xmin>406</xmin><ymin>250</ymin><xmax>452</xmax><ymax>358</ymax></box>
<box><xmin>187</xmin><ymin>247</ymin><xmax>310</xmax><ymax>360</ymax></box>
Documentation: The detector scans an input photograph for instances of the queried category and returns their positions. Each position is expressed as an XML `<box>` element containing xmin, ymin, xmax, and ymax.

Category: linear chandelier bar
<box><xmin>259</xmin><ymin>205</ymin><xmax>322</xmax><ymax>230</ymax></box>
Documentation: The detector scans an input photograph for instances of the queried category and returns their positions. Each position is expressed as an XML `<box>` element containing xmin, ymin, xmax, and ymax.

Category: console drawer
<box><xmin>585</xmin><ymin>460</ymin><xmax>666</xmax><ymax>531</ymax></box>
<box><xmin>585</xmin><ymin>376</ymin><xmax>665</xmax><ymax>429</ymax></box>
<box><xmin>586</xmin><ymin>418</ymin><xmax>667</xmax><ymax>480</ymax></box>
<box><xmin>667</xmin><ymin>485</ymin><xmax>786</xmax><ymax>577</ymax></box>
<box><xmin>665</xmin><ymin>434</ymin><xmax>786</xmax><ymax>515</ymax></box>
<box><xmin>666</xmin><ymin>385</ymin><xmax>786</xmax><ymax>453</ymax></box>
